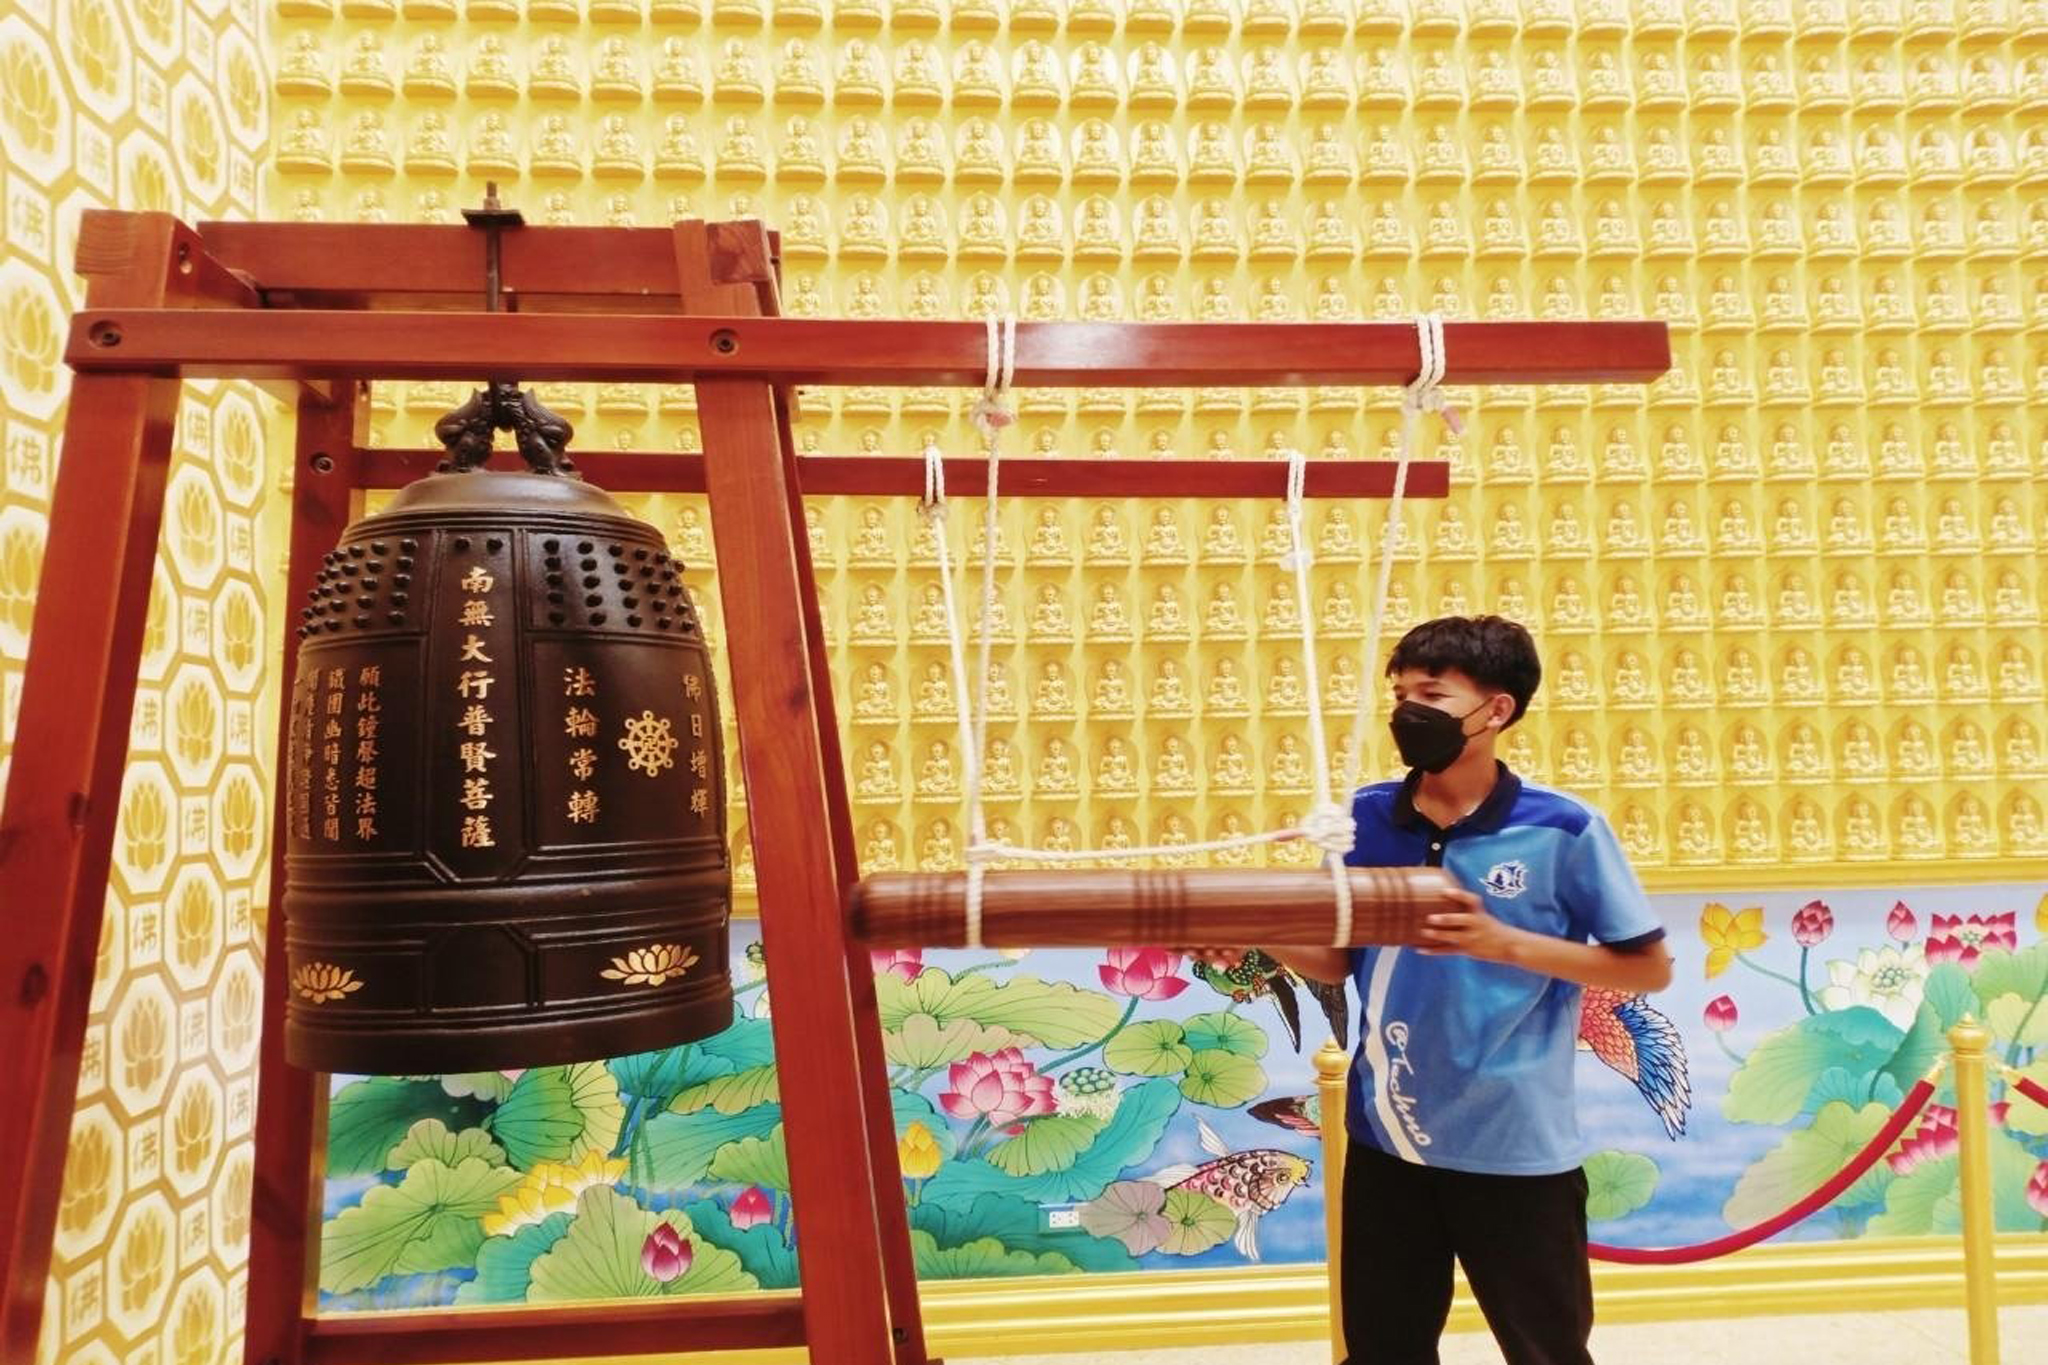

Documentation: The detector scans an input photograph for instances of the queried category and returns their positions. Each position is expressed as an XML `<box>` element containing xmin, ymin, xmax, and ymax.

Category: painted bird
<box><xmin>1189</xmin><ymin>948</ymin><xmax>1351</xmax><ymax>1052</ymax></box>
<box><xmin>1249</xmin><ymin>990</ymin><xmax>1693</xmax><ymax>1142</ymax></box>
<box><xmin>1577</xmin><ymin>986</ymin><xmax>1692</xmax><ymax>1139</ymax></box>
<box><xmin>1248</xmin><ymin>1093</ymin><xmax>1321</xmax><ymax>1139</ymax></box>
<box><xmin>1145</xmin><ymin>1116</ymin><xmax>1311</xmax><ymax>1261</ymax></box>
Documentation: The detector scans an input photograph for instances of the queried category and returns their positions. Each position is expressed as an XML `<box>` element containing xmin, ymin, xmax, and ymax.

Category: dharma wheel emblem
<box><xmin>617</xmin><ymin>710</ymin><xmax>679</xmax><ymax>776</ymax></box>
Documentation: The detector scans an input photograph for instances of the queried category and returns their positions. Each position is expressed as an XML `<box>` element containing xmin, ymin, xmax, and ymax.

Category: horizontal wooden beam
<box><xmin>68</xmin><ymin>313</ymin><xmax>1671</xmax><ymax>387</ymax></box>
<box><xmin>197</xmin><ymin>219</ymin><xmax>779</xmax><ymax>313</ymax></box>
<box><xmin>350</xmin><ymin>448</ymin><xmax>1450</xmax><ymax>500</ymax></box>
<box><xmin>305</xmin><ymin>1296</ymin><xmax>805</xmax><ymax>1365</ymax></box>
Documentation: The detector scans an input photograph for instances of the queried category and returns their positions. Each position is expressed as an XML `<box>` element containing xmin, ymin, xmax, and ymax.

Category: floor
<box><xmin>954</xmin><ymin>1304</ymin><xmax>2048</xmax><ymax>1364</ymax></box>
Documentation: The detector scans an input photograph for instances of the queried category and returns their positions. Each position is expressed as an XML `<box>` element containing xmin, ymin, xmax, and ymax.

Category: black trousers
<box><xmin>1340</xmin><ymin>1141</ymin><xmax>1594</xmax><ymax>1365</ymax></box>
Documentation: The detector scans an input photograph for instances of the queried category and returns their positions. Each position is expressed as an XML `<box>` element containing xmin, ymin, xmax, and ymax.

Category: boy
<box><xmin>1221</xmin><ymin>615</ymin><xmax>1672</xmax><ymax>1365</ymax></box>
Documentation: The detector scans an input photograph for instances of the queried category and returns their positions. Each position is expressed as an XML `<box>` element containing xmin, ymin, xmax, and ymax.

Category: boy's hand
<box><xmin>1417</xmin><ymin>891</ymin><xmax>1527</xmax><ymax>964</ymax></box>
<box><xmin>1180</xmin><ymin>946</ymin><xmax>1246</xmax><ymax>972</ymax></box>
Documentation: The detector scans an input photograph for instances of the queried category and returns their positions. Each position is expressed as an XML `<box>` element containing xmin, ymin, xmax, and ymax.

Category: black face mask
<box><xmin>1389</xmin><ymin>699</ymin><xmax>1490</xmax><ymax>774</ymax></box>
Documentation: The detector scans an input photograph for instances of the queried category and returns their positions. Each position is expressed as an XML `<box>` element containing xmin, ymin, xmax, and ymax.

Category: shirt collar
<box><xmin>1392</xmin><ymin>762</ymin><xmax>1522</xmax><ymax>837</ymax></box>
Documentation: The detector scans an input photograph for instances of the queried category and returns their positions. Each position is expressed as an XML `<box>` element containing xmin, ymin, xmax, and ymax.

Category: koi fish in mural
<box><xmin>1189</xmin><ymin>948</ymin><xmax>1352</xmax><ymax>1051</ymax></box>
<box><xmin>1577</xmin><ymin>986</ymin><xmax>1692</xmax><ymax>1139</ymax></box>
<box><xmin>1144</xmin><ymin>1116</ymin><xmax>1311</xmax><ymax>1261</ymax></box>
<box><xmin>1247</xmin><ymin>989</ymin><xmax>1692</xmax><ymax>1141</ymax></box>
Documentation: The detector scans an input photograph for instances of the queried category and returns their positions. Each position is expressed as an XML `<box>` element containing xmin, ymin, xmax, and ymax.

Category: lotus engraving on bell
<box><xmin>602</xmin><ymin>943</ymin><xmax>699</xmax><ymax>987</ymax></box>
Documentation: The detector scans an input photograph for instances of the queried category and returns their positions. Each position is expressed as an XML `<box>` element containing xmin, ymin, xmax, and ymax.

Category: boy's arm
<box><xmin>1418</xmin><ymin>897</ymin><xmax>1674</xmax><ymax>993</ymax></box>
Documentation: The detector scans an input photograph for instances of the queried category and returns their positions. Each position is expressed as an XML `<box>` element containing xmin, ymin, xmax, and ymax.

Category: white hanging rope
<box><xmin>959</xmin><ymin>314</ymin><xmax>1016</xmax><ymax>949</ymax></box>
<box><xmin>1335</xmin><ymin>314</ymin><xmax>1453</xmax><ymax>809</ymax></box>
<box><xmin>927</xmin><ymin>314</ymin><xmax>1457</xmax><ymax>949</ymax></box>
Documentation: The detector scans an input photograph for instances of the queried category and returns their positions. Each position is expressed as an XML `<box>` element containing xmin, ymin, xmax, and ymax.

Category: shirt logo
<box><xmin>1382</xmin><ymin>1020</ymin><xmax>1431</xmax><ymax>1148</ymax></box>
<box><xmin>1481</xmin><ymin>860</ymin><xmax>1528</xmax><ymax>899</ymax></box>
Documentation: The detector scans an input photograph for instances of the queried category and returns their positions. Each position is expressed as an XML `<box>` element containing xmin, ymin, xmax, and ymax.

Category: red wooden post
<box><xmin>0</xmin><ymin>213</ymin><xmax>231</xmax><ymax>1357</ymax></box>
<box><xmin>245</xmin><ymin>391</ymin><xmax>367</xmax><ymax>1365</ymax></box>
<box><xmin>699</xmin><ymin>219</ymin><xmax>937</xmax><ymax>1364</ymax></box>
<box><xmin>678</xmin><ymin>220</ymin><xmax>902</xmax><ymax>1364</ymax></box>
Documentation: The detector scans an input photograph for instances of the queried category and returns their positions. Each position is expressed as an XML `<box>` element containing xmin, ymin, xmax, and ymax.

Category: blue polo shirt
<box><xmin>1345</xmin><ymin>764</ymin><xmax>1664</xmax><ymax>1176</ymax></box>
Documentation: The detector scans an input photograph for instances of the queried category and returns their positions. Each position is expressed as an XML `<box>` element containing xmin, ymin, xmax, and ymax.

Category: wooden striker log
<box><xmin>846</xmin><ymin>867</ymin><xmax>1460</xmax><ymax>948</ymax></box>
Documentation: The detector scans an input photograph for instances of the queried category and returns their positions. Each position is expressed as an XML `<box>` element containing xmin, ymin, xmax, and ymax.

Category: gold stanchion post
<box><xmin>1949</xmin><ymin>1015</ymin><xmax>2001</xmax><ymax>1365</ymax></box>
<box><xmin>1314</xmin><ymin>1038</ymin><xmax>1351</xmax><ymax>1365</ymax></box>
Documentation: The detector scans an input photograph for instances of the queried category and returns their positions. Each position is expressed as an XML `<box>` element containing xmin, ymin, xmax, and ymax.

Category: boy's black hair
<box><xmin>1384</xmin><ymin>615</ymin><xmax>1542</xmax><ymax>726</ymax></box>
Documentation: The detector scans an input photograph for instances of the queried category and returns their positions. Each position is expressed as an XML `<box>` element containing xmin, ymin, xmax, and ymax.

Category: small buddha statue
<box><xmin>1091</xmin><ymin>660</ymin><xmax>1134</xmax><ymax>719</ymax></box>
<box><xmin>1209</xmin><ymin>734</ymin><xmax>1255</xmax><ymax>793</ymax></box>
<box><xmin>853</xmin><ymin>662</ymin><xmax>896</xmax><ymax>722</ymax></box>
<box><xmin>1148</xmin><ymin>659</ymin><xmax>1192</xmax><ymax>717</ymax></box>
<box><xmin>1201</xmin><ymin>507</ymin><xmax>1248</xmax><ymax>563</ymax></box>
<box><xmin>404</xmin><ymin>111</ymin><xmax>457</xmax><ymax>174</ymax></box>
<box><xmin>982</xmin><ymin>739</ymin><xmax>1021</xmax><ymax>799</ymax></box>
<box><xmin>1322</xmin><ymin>654</ymin><xmax>1361</xmax><ymax>710</ymax></box>
<box><xmin>1034</xmin><ymin>739</ymin><xmax>1079</xmax><ymax>797</ymax></box>
<box><xmin>1094</xmin><ymin>738</ymin><xmax>1139</xmax><ymax>796</ymax></box>
<box><xmin>1204</xmin><ymin>656</ymin><xmax>1249</xmax><ymax>714</ymax></box>
<box><xmin>861</xmin><ymin>820</ymin><xmax>899</xmax><ymax>872</ymax></box>
<box><xmin>1721</xmin><ymin>647</ymin><xmax>1766</xmax><ymax>704</ymax></box>
<box><xmin>277</xmin><ymin>31</ymin><xmax>332</xmax><ymax>97</ymax></box>
<box><xmin>1087</xmin><ymin>582</ymin><xmax>1133</xmax><ymax>640</ymax></box>
<box><xmin>1028</xmin><ymin>584</ymin><xmax>1072</xmax><ymax>642</ymax></box>
<box><xmin>907</xmin><ymin>582</ymin><xmax>955</xmax><ymax>644</ymax></box>
<box><xmin>1144</xmin><ymin>583</ymin><xmax>1190</xmax><ymax>640</ymax></box>
<box><xmin>1024</xmin><ymin>507</ymin><xmax>1071</xmax><ymax>565</ymax></box>
<box><xmin>1030</xmin><ymin>661</ymin><xmax>1075</xmax><ymax>720</ymax></box>
<box><xmin>855</xmin><ymin>741</ymin><xmax>901</xmax><ymax>801</ymax></box>
<box><xmin>338</xmin><ymin>110</ymin><xmax>395</xmax><ymax>175</ymax></box>
<box><xmin>917</xmin><ymin>820</ymin><xmax>957</xmax><ymax>872</ymax></box>
<box><xmin>339</xmin><ymin>30</ymin><xmax>394</xmax><ymax>98</ymax></box>
<box><xmin>914</xmin><ymin>740</ymin><xmax>960</xmax><ymax>801</ymax></box>
<box><xmin>1203</xmin><ymin>582</ymin><xmax>1247</xmax><ymax>639</ymax></box>
<box><xmin>1314</xmin><ymin>581</ymin><xmax>1362</xmax><ymax>636</ymax></box>
<box><xmin>1260</xmin><ymin>579</ymin><xmax>1303</xmax><ymax>636</ymax></box>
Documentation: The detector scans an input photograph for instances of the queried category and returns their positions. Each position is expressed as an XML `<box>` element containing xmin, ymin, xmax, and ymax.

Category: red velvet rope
<box><xmin>2010</xmin><ymin>1071</ymin><xmax>2048</xmax><ymax>1111</ymax></box>
<box><xmin>1587</xmin><ymin>1076</ymin><xmax>1937</xmax><ymax>1265</ymax></box>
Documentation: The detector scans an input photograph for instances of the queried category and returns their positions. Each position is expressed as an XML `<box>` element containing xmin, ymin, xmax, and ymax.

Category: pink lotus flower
<box><xmin>1888</xmin><ymin>1105</ymin><xmax>1959</xmax><ymax>1174</ymax></box>
<box><xmin>1703</xmin><ymin>995</ymin><xmax>1739</xmax><ymax>1033</ymax></box>
<box><xmin>1925</xmin><ymin>912</ymin><xmax>2019</xmax><ymax>967</ymax></box>
<box><xmin>940</xmin><ymin>1047</ymin><xmax>1058</xmax><ymax>1128</ymax></box>
<box><xmin>2028</xmin><ymin>1161</ymin><xmax>2048</xmax><ymax>1219</ymax></box>
<box><xmin>1792</xmin><ymin>900</ymin><xmax>1834</xmax><ymax>948</ymax></box>
<box><xmin>641</xmin><ymin>1224</ymin><xmax>692</xmax><ymax>1283</ymax></box>
<box><xmin>730</xmin><ymin>1185</ymin><xmax>774</xmax><ymax>1231</ymax></box>
<box><xmin>1098</xmin><ymin>947</ymin><xmax>1190</xmax><ymax>1001</ymax></box>
<box><xmin>1887</xmin><ymin>901</ymin><xmax>1918</xmax><ymax>943</ymax></box>
<box><xmin>871</xmin><ymin>948</ymin><xmax>924</xmax><ymax>982</ymax></box>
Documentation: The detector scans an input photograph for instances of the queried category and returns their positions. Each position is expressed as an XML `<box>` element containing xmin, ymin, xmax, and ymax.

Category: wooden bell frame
<box><xmin>0</xmin><ymin>211</ymin><xmax>1668</xmax><ymax>1365</ymax></box>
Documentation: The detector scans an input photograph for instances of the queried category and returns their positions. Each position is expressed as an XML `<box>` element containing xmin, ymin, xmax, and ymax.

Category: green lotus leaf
<box><xmin>1178</xmin><ymin>1049</ymin><xmax>1267</xmax><ymax>1109</ymax></box>
<box><xmin>488</xmin><ymin>1063</ymin><xmax>625</xmax><ymax>1170</ymax></box>
<box><xmin>327</xmin><ymin>1078</ymin><xmax>492</xmax><ymax>1179</ymax></box>
<box><xmin>319</xmin><ymin>1156</ymin><xmax>522</xmax><ymax>1294</ymax></box>
<box><xmin>1582</xmin><ymin>1149</ymin><xmax>1660</xmax><ymax>1223</ymax></box>
<box><xmin>1103</xmin><ymin>1020</ymin><xmax>1194</xmax><ymax>1077</ymax></box>
<box><xmin>1158</xmin><ymin>1188</ymin><xmax>1235</xmax><ymax>1256</ymax></box>
<box><xmin>1182</xmin><ymin>1010</ymin><xmax>1269</xmax><ymax>1060</ymax></box>
<box><xmin>526</xmin><ymin>1187</ymin><xmax>756</xmax><ymax>1301</ymax></box>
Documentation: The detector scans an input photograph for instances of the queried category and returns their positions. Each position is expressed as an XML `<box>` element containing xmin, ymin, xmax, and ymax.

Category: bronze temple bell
<box><xmin>280</xmin><ymin>194</ymin><xmax>732</xmax><ymax>1073</ymax></box>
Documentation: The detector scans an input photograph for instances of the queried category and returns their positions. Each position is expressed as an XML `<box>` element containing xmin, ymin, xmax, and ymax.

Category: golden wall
<box><xmin>268</xmin><ymin>0</ymin><xmax>2047</xmax><ymax>893</ymax></box>
<box><xmin>0</xmin><ymin>1</ymin><xmax>279</xmax><ymax>1363</ymax></box>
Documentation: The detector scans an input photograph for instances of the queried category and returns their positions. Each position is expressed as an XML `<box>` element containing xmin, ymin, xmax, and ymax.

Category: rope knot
<box><xmin>970</xmin><ymin>396</ymin><xmax>1016</xmax><ymax>434</ymax></box>
<box><xmin>1300</xmin><ymin>802</ymin><xmax>1357</xmax><ymax>856</ymax></box>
